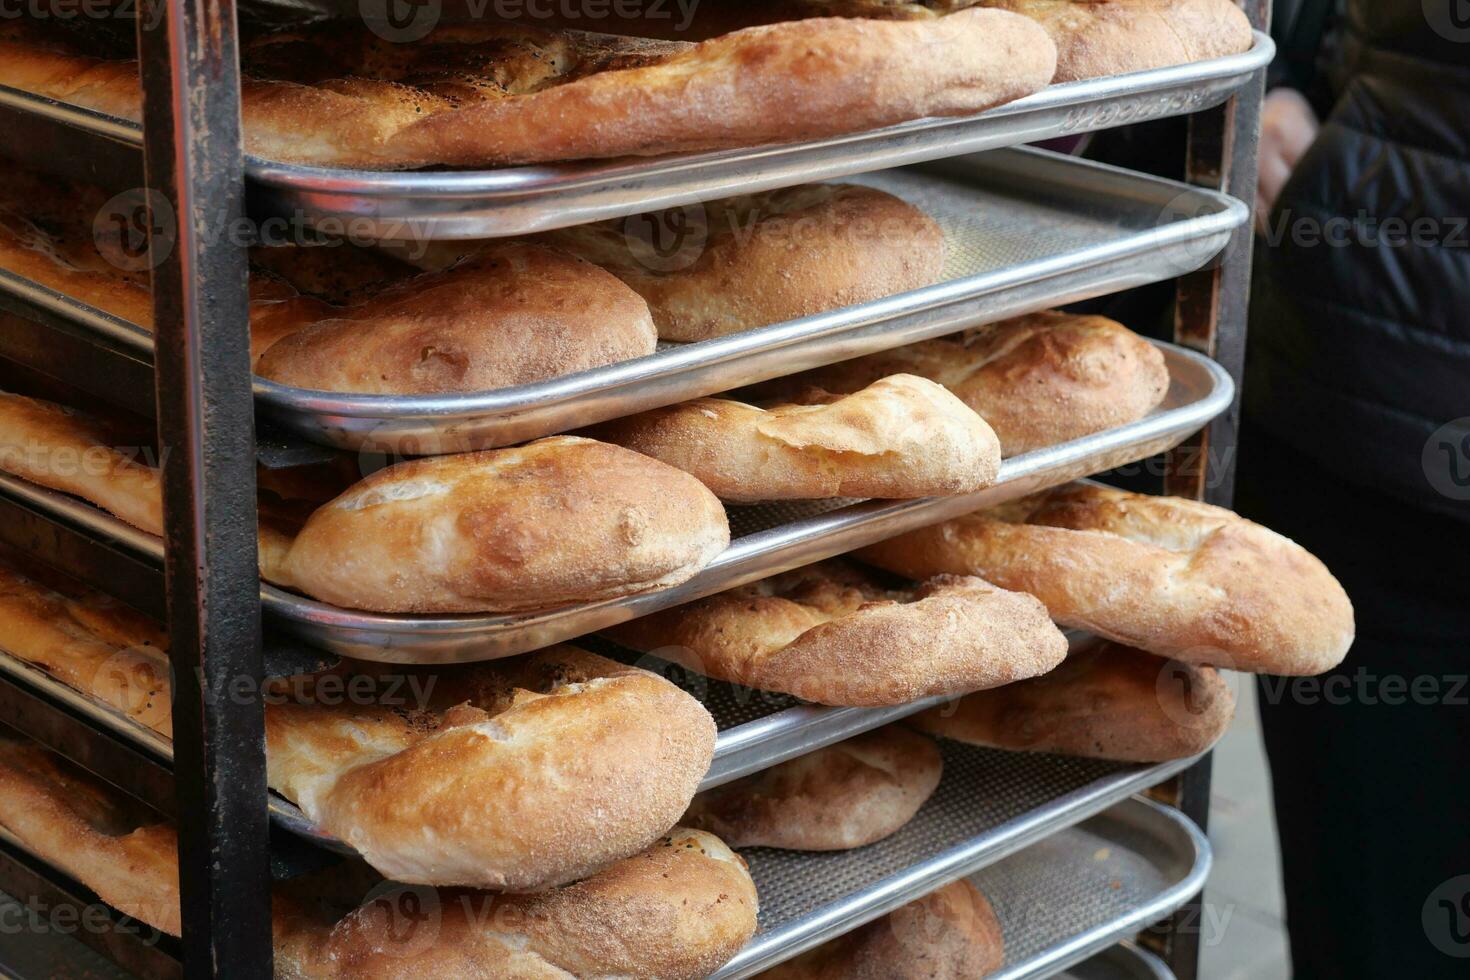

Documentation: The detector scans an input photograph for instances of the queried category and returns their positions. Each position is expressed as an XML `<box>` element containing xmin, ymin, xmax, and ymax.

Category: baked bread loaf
<box><xmin>913</xmin><ymin>639</ymin><xmax>1235</xmax><ymax>762</ymax></box>
<box><xmin>0</xmin><ymin>14</ymin><xmax>1057</xmax><ymax>169</ymax></box>
<box><xmin>681</xmin><ymin>0</ymin><xmax>1252</xmax><ymax>83</ymax></box>
<box><xmin>0</xmin><ymin>559</ymin><xmax>721</xmax><ymax>890</ymax></box>
<box><xmin>0</xmin><ymin>391</ymin><xmax>164</xmax><ymax>534</ymax></box>
<box><xmin>609</xmin><ymin>560</ymin><xmax>1068</xmax><ymax>705</ymax></box>
<box><xmin>859</xmin><ymin>484</ymin><xmax>1356</xmax><ymax>675</ymax></box>
<box><xmin>543</xmin><ymin>184</ymin><xmax>947</xmax><ymax>341</ymax></box>
<box><xmin>750</xmin><ymin>311</ymin><xmax>1170</xmax><ymax>456</ymax></box>
<box><xmin>759</xmin><ymin>879</ymin><xmax>1004</xmax><ymax>979</ymax></box>
<box><xmin>0</xmin><ymin>745</ymin><xmax>758</xmax><ymax>977</ymax></box>
<box><xmin>278</xmin><ymin>436</ymin><xmax>729</xmax><ymax>613</ymax></box>
<box><xmin>273</xmin><ymin>828</ymin><xmax>759</xmax><ymax>979</ymax></box>
<box><xmin>0</xmin><ymin>737</ymin><xmax>180</xmax><ymax>935</ymax></box>
<box><xmin>269</xmin><ymin>646</ymin><xmax>717</xmax><ymax>890</ymax></box>
<box><xmin>684</xmin><ymin>726</ymin><xmax>942</xmax><ymax>850</ymax></box>
<box><xmin>587</xmin><ymin>374</ymin><xmax>1001</xmax><ymax>501</ymax></box>
<box><xmin>0</xmin><ymin>170</ymin><xmax>659</xmax><ymax>394</ymax></box>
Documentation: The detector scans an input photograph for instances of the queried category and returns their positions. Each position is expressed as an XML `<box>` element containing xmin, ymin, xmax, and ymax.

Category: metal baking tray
<box><xmin>0</xmin><ymin>149</ymin><xmax>1248</xmax><ymax>455</ymax></box>
<box><xmin>0</xmin><ymin>341</ymin><xmax>1232</xmax><ymax>663</ymax></box>
<box><xmin>978</xmin><ymin>803</ymin><xmax>1208</xmax><ymax>980</ymax></box>
<box><xmin>1058</xmin><ymin>943</ymin><xmax>1177</xmax><ymax>980</ymax></box>
<box><xmin>711</xmin><ymin>744</ymin><xmax>1205</xmax><ymax>978</ymax></box>
<box><xmin>254</xmin><ymin>149</ymin><xmax>1250</xmax><ymax>453</ymax></box>
<box><xmin>0</xmin><ymin>33</ymin><xmax>1270</xmax><ymax>241</ymax></box>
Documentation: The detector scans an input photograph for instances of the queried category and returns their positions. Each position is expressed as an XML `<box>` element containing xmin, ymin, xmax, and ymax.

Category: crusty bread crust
<box><xmin>859</xmin><ymin>484</ymin><xmax>1356</xmax><ymax>675</ymax></box>
<box><xmin>0</xmin><ymin>170</ymin><xmax>659</xmax><ymax>394</ymax></box>
<box><xmin>753</xmin><ymin>311</ymin><xmax>1170</xmax><ymax>456</ymax></box>
<box><xmin>0</xmin><ymin>738</ymin><xmax>180</xmax><ymax>935</ymax></box>
<box><xmin>0</xmin><ymin>559</ymin><xmax>172</xmax><ymax>737</ymax></box>
<box><xmin>761</xmin><ymin>878</ymin><xmax>1004</xmax><ymax>979</ymax></box>
<box><xmin>0</xmin><ymin>14</ymin><xmax>1057</xmax><ymax>169</ymax></box>
<box><xmin>273</xmin><ymin>828</ymin><xmax>758</xmax><ymax>980</ymax></box>
<box><xmin>281</xmin><ymin>436</ymin><xmax>729</xmax><ymax>613</ymax></box>
<box><xmin>684</xmin><ymin>725</ymin><xmax>942</xmax><ymax>850</ymax></box>
<box><xmin>0</xmin><ymin>391</ymin><xmax>164</xmax><ymax>534</ymax></box>
<box><xmin>973</xmin><ymin>0</ymin><xmax>1254</xmax><ymax>82</ymax></box>
<box><xmin>542</xmin><ymin>184</ymin><xmax>947</xmax><ymax>341</ymax></box>
<box><xmin>269</xmin><ymin>646</ymin><xmax>717</xmax><ymax>889</ymax></box>
<box><xmin>609</xmin><ymin>560</ymin><xmax>1068</xmax><ymax>705</ymax></box>
<box><xmin>914</xmin><ymin>639</ymin><xmax>1235</xmax><ymax>762</ymax></box>
<box><xmin>588</xmin><ymin>374</ymin><xmax>1001</xmax><ymax>501</ymax></box>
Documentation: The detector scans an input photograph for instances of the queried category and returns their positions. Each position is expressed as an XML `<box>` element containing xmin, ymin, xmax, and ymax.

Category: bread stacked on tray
<box><xmin>0</xmin><ymin>734</ymin><xmax>759</xmax><ymax>978</ymax></box>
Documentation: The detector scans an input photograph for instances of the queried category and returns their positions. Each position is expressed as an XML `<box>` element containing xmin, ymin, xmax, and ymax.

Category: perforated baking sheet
<box><xmin>711</xmin><ymin>751</ymin><xmax>1206</xmax><ymax>978</ymax></box>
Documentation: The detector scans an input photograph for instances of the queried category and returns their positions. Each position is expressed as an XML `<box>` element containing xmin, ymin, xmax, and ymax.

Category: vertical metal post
<box><xmin>135</xmin><ymin>0</ymin><xmax>272</xmax><ymax>976</ymax></box>
<box><xmin>1155</xmin><ymin>3</ymin><xmax>1270</xmax><ymax>977</ymax></box>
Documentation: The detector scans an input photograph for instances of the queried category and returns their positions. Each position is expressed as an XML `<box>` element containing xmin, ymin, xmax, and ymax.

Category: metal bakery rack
<box><xmin>0</xmin><ymin>0</ymin><xmax>1270</xmax><ymax>975</ymax></box>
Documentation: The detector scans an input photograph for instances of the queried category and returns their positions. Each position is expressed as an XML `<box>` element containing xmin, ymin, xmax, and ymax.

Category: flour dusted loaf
<box><xmin>752</xmin><ymin>310</ymin><xmax>1169</xmax><ymax>456</ymax></box>
<box><xmin>759</xmin><ymin>878</ymin><xmax>1004</xmax><ymax>979</ymax></box>
<box><xmin>0</xmin><ymin>13</ymin><xmax>1056</xmax><ymax>169</ymax></box>
<box><xmin>0</xmin><ymin>743</ymin><xmax>758</xmax><ymax>978</ymax></box>
<box><xmin>609</xmin><ymin>560</ymin><xmax>1068</xmax><ymax>706</ymax></box>
<box><xmin>588</xmin><ymin>375</ymin><xmax>1001</xmax><ymax>501</ymax></box>
<box><xmin>860</xmin><ymin>484</ymin><xmax>1356</xmax><ymax>675</ymax></box>
<box><xmin>913</xmin><ymin>639</ymin><xmax>1235</xmax><ymax>762</ymax></box>
<box><xmin>0</xmin><ymin>737</ymin><xmax>180</xmax><ymax>935</ymax></box>
<box><xmin>0</xmin><ymin>170</ymin><xmax>658</xmax><ymax>395</ymax></box>
<box><xmin>278</xmin><ymin>436</ymin><xmax>729</xmax><ymax>613</ymax></box>
<box><xmin>683</xmin><ymin>726</ymin><xmax>942</xmax><ymax>850</ymax></box>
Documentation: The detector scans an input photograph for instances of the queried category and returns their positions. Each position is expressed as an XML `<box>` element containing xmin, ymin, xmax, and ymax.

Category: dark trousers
<box><xmin>1235</xmin><ymin>424</ymin><xmax>1470</xmax><ymax>979</ymax></box>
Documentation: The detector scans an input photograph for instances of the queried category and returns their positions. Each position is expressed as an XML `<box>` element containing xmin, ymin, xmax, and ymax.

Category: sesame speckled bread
<box><xmin>587</xmin><ymin>375</ymin><xmax>1001</xmax><ymax>502</ymax></box>
<box><xmin>268</xmin><ymin>647</ymin><xmax>717</xmax><ymax>890</ymax></box>
<box><xmin>683</xmin><ymin>726</ymin><xmax>943</xmax><ymax>850</ymax></box>
<box><xmin>272</xmin><ymin>828</ymin><xmax>758</xmax><ymax>979</ymax></box>
<box><xmin>279</xmin><ymin>436</ymin><xmax>729</xmax><ymax>613</ymax></box>
<box><xmin>0</xmin><ymin>13</ymin><xmax>1057</xmax><ymax>169</ymax></box>
<box><xmin>608</xmin><ymin>560</ymin><xmax>1069</xmax><ymax>706</ymax></box>
<box><xmin>0</xmin><ymin>170</ymin><xmax>658</xmax><ymax>394</ymax></box>
<box><xmin>859</xmin><ymin>484</ymin><xmax>1356</xmax><ymax>675</ymax></box>
<box><xmin>0</xmin><ymin>391</ymin><xmax>164</xmax><ymax>534</ymax></box>
<box><xmin>912</xmin><ymin>639</ymin><xmax>1236</xmax><ymax>762</ymax></box>
<box><xmin>759</xmin><ymin>878</ymin><xmax>1004</xmax><ymax>979</ymax></box>
<box><xmin>751</xmin><ymin>311</ymin><xmax>1170</xmax><ymax>456</ymax></box>
<box><xmin>0</xmin><ymin>738</ymin><xmax>180</xmax><ymax>936</ymax></box>
<box><xmin>542</xmin><ymin>184</ymin><xmax>948</xmax><ymax>341</ymax></box>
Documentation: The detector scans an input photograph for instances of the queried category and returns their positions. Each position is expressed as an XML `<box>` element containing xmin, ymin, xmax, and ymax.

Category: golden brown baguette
<box><xmin>683</xmin><ymin>726</ymin><xmax>942</xmax><ymax>850</ymax></box>
<box><xmin>0</xmin><ymin>737</ymin><xmax>180</xmax><ymax>935</ymax></box>
<box><xmin>609</xmin><ymin>560</ymin><xmax>1069</xmax><ymax>706</ymax></box>
<box><xmin>913</xmin><ymin>639</ymin><xmax>1236</xmax><ymax>762</ymax></box>
<box><xmin>279</xmin><ymin>436</ymin><xmax>729</xmax><ymax>613</ymax></box>
<box><xmin>750</xmin><ymin>311</ymin><xmax>1170</xmax><ymax>456</ymax></box>
<box><xmin>758</xmin><ymin>879</ymin><xmax>1004</xmax><ymax>979</ymax></box>
<box><xmin>859</xmin><ymin>484</ymin><xmax>1356</xmax><ymax>675</ymax></box>
<box><xmin>587</xmin><ymin>374</ymin><xmax>1001</xmax><ymax>502</ymax></box>
<box><xmin>0</xmin><ymin>14</ymin><xmax>1057</xmax><ymax>169</ymax></box>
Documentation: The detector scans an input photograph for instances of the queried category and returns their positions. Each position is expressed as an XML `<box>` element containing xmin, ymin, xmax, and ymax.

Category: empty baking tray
<box><xmin>253</xmin><ymin>148</ymin><xmax>1250</xmax><ymax>453</ymax></box>
<box><xmin>0</xmin><ymin>33</ymin><xmax>1270</xmax><ymax>241</ymax></box>
<box><xmin>711</xmin><ymin>750</ymin><xmax>1208</xmax><ymax>978</ymax></box>
<box><xmin>0</xmin><ymin>340</ymin><xmax>1233</xmax><ymax>663</ymax></box>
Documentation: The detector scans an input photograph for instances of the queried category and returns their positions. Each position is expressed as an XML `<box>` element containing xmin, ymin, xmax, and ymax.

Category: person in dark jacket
<box><xmin>1238</xmin><ymin>1</ymin><xmax>1470</xmax><ymax>976</ymax></box>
